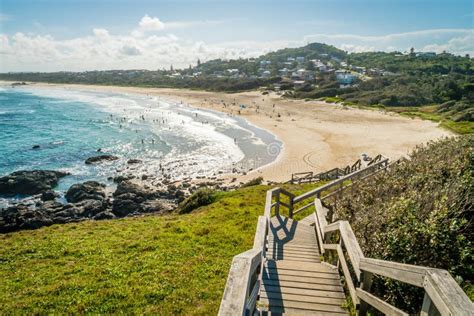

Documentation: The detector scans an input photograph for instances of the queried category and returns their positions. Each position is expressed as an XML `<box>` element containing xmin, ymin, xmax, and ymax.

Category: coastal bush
<box><xmin>331</xmin><ymin>135</ymin><xmax>473</xmax><ymax>312</ymax></box>
<box><xmin>178</xmin><ymin>188</ymin><xmax>216</xmax><ymax>214</ymax></box>
<box><xmin>241</xmin><ymin>177</ymin><xmax>264</xmax><ymax>187</ymax></box>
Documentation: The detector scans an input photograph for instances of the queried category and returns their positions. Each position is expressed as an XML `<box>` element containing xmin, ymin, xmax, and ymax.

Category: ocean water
<box><xmin>0</xmin><ymin>85</ymin><xmax>280</xmax><ymax>202</ymax></box>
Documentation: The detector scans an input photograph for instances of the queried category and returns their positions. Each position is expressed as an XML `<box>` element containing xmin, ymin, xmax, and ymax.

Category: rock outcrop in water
<box><xmin>65</xmin><ymin>181</ymin><xmax>106</xmax><ymax>203</ymax></box>
<box><xmin>0</xmin><ymin>170</ymin><xmax>70</xmax><ymax>195</ymax></box>
<box><xmin>85</xmin><ymin>155</ymin><xmax>119</xmax><ymax>164</ymax></box>
<box><xmin>0</xmin><ymin>179</ymin><xmax>177</xmax><ymax>233</ymax></box>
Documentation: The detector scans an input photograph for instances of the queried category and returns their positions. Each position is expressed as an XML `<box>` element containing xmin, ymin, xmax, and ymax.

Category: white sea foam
<box><xmin>16</xmin><ymin>86</ymin><xmax>278</xmax><ymax>180</ymax></box>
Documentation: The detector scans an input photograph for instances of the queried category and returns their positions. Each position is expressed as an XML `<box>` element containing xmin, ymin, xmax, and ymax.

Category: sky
<box><xmin>0</xmin><ymin>0</ymin><xmax>473</xmax><ymax>72</ymax></box>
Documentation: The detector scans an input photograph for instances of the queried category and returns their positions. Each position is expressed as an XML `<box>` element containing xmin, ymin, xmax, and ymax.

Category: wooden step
<box><xmin>259</xmin><ymin>297</ymin><xmax>348</xmax><ymax>314</ymax></box>
<box><xmin>266</xmin><ymin>248</ymin><xmax>320</xmax><ymax>256</ymax></box>
<box><xmin>268</xmin><ymin>244</ymin><xmax>319</xmax><ymax>251</ymax></box>
<box><xmin>263</xmin><ymin>274</ymin><xmax>342</xmax><ymax>286</ymax></box>
<box><xmin>260</xmin><ymin>291</ymin><xmax>345</xmax><ymax>306</ymax></box>
<box><xmin>264</xmin><ymin>306</ymin><xmax>348</xmax><ymax>315</ymax></box>
<box><xmin>261</xmin><ymin>279</ymin><xmax>344</xmax><ymax>292</ymax></box>
<box><xmin>267</xmin><ymin>260</ymin><xmax>336</xmax><ymax>273</ymax></box>
<box><xmin>261</xmin><ymin>285</ymin><xmax>346</xmax><ymax>299</ymax></box>
<box><xmin>266</xmin><ymin>253</ymin><xmax>321</xmax><ymax>262</ymax></box>
<box><xmin>265</xmin><ymin>268</ymin><xmax>340</xmax><ymax>280</ymax></box>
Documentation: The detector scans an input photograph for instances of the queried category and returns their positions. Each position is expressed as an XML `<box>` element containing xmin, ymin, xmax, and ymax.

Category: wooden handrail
<box><xmin>314</xmin><ymin>197</ymin><xmax>474</xmax><ymax>316</ymax></box>
<box><xmin>218</xmin><ymin>248</ymin><xmax>262</xmax><ymax>315</ymax></box>
<box><xmin>294</xmin><ymin>158</ymin><xmax>389</xmax><ymax>203</ymax></box>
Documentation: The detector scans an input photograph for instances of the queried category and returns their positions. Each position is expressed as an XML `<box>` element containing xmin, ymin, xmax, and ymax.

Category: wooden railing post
<box><xmin>420</xmin><ymin>292</ymin><xmax>440</xmax><ymax>316</ymax></box>
<box><xmin>289</xmin><ymin>195</ymin><xmax>294</xmax><ymax>218</ymax></box>
<box><xmin>358</xmin><ymin>270</ymin><xmax>373</xmax><ymax>315</ymax></box>
<box><xmin>274</xmin><ymin>192</ymin><xmax>280</xmax><ymax>217</ymax></box>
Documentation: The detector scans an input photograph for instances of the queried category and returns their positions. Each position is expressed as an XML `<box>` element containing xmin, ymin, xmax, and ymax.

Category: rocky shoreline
<box><xmin>0</xmin><ymin>167</ymin><xmax>237</xmax><ymax>233</ymax></box>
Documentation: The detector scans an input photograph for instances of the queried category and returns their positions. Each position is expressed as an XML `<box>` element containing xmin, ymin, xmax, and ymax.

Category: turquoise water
<box><xmin>0</xmin><ymin>86</ymin><xmax>280</xmax><ymax>197</ymax></box>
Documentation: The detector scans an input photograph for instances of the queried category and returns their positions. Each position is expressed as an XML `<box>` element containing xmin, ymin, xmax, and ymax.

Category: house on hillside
<box><xmin>293</xmin><ymin>80</ymin><xmax>306</xmax><ymax>88</ymax></box>
<box><xmin>260</xmin><ymin>60</ymin><xmax>271</xmax><ymax>66</ymax></box>
<box><xmin>296</xmin><ymin>56</ymin><xmax>305</xmax><ymax>63</ymax></box>
<box><xmin>416</xmin><ymin>52</ymin><xmax>436</xmax><ymax>58</ymax></box>
<box><xmin>292</xmin><ymin>69</ymin><xmax>313</xmax><ymax>81</ymax></box>
<box><xmin>226</xmin><ymin>69</ymin><xmax>239</xmax><ymax>75</ymax></box>
<box><xmin>335</xmin><ymin>70</ymin><xmax>358</xmax><ymax>85</ymax></box>
<box><xmin>260</xmin><ymin>70</ymin><xmax>272</xmax><ymax>78</ymax></box>
<box><xmin>278</xmin><ymin>68</ymin><xmax>290</xmax><ymax>76</ymax></box>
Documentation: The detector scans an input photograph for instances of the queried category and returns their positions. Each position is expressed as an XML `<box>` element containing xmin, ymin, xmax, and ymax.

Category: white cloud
<box><xmin>138</xmin><ymin>15</ymin><xmax>165</xmax><ymax>32</ymax></box>
<box><xmin>93</xmin><ymin>28</ymin><xmax>110</xmax><ymax>38</ymax></box>
<box><xmin>1</xmin><ymin>25</ymin><xmax>472</xmax><ymax>72</ymax></box>
<box><xmin>131</xmin><ymin>14</ymin><xmax>225</xmax><ymax>37</ymax></box>
<box><xmin>303</xmin><ymin>29</ymin><xmax>474</xmax><ymax>53</ymax></box>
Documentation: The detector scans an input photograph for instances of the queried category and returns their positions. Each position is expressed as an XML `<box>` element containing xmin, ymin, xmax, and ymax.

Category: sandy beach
<box><xmin>10</xmin><ymin>82</ymin><xmax>452</xmax><ymax>183</ymax></box>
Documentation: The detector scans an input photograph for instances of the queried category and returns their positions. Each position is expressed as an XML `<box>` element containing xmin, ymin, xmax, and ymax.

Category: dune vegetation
<box><xmin>334</xmin><ymin>135</ymin><xmax>473</xmax><ymax>312</ymax></box>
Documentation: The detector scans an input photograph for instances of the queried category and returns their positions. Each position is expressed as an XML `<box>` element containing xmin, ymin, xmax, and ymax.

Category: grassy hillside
<box><xmin>0</xmin><ymin>182</ymin><xmax>320</xmax><ymax>314</ymax></box>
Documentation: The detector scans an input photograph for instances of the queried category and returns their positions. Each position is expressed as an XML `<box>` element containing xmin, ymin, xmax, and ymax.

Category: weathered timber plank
<box><xmin>423</xmin><ymin>269</ymin><xmax>474</xmax><ymax>316</ymax></box>
<box><xmin>260</xmin><ymin>291</ymin><xmax>344</xmax><ymax>306</ymax></box>
<box><xmin>264</xmin><ymin>306</ymin><xmax>348</xmax><ymax>315</ymax></box>
<box><xmin>218</xmin><ymin>249</ymin><xmax>262</xmax><ymax>316</ymax></box>
<box><xmin>265</xmin><ymin>268</ymin><xmax>340</xmax><ymax>279</ymax></box>
<box><xmin>261</xmin><ymin>285</ymin><xmax>346</xmax><ymax>299</ymax></box>
<box><xmin>337</xmin><ymin>244</ymin><xmax>359</xmax><ymax>306</ymax></box>
<box><xmin>262</xmin><ymin>279</ymin><xmax>344</xmax><ymax>292</ymax></box>
<box><xmin>356</xmin><ymin>289</ymin><xmax>408</xmax><ymax>316</ymax></box>
<box><xmin>269</xmin><ymin>260</ymin><xmax>335</xmax><ymax>273</ymax></box>
<box><xmin>260</xmin><ymin>297</ymin><xmax>348</xmax><ymax>313</ymax></box>
<box><xmin>263</xmin><ymin>274</ymin><xmax>342</xmax><ymax>286</ymax></box>
<box><xmin>360</xmin><ymin>258</ymin><xmax>426</xmax><ymax>287</ymax></box>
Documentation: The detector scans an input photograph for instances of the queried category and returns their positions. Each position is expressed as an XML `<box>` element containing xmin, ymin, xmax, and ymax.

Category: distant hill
<box><xmin>1</xmin><ymin>42</ymin><xmax>472</xmax><ymax>133</ymax></box>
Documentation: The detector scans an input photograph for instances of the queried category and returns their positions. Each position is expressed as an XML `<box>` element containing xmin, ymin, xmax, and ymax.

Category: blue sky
<box><xmin>0</xmin><ymin>0</ymin><xmax>473</xmax><ymax>71</ymax></box>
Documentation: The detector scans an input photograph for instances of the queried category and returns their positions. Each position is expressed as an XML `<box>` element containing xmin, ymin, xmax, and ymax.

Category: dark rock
<box><xmin>112</xmin><ymin>198</ymin><xmax>141</xmax><ymax>216</ymax></box>
<box><xmin>113</xmin><ymin>175</ymin><xmax>134</xmax><ymax>183</ymax></box>
<box><xmin>75</xmin><ymin>199</ymin><xmax>107</xmax><ymax>217</ymax></box>
<box><xmin>41</xmin><ymin>190</ymin><xmax>58</xmax><ymax>201</ymax></box>
<box><xmin>141</xmin><ymin>175</ymin><xmax>148</xmax><ymax>180</ymax></box>
<box><xmin>93</xmin><ymin>211</ymin><xmax>116</xmax><ymax>220</ymax></box>
<box><xmin>32</xmin><ymin>145</ymin><xmax>40</xmax><ymax>149</ymax></box>
<box><xmin>141</xmin><ymin>200</ymin><xmax>167</xmax><ymax>213</ymax></box>
<box><xmin>19</xmin><ymin>215</ymin><xmax>53</xmax><ymax>230</ymax></box>
<box><xmin>113</xmin><ymin>181</ymin><xmax>154</xmax><ymax>199</ymax></box>
<box><xmin>65</xmin><ymin>181</ymin><xmax>106</xmax><ymax>203</ymax></box>
<box><xmin>38</xmin><ymin>201</ymin><xmax>64</xmax><ymax>214</ymax></box>
<box><xmin>85</xmin><ymin>155</ymin><xmax>119</xmax><ymax>165</ymax></box>
<box><xmin>127</xmin><ymin>159</ymin><xmax>142</xmax><ymax>164</ymax></box>
<box><xmin>115</xmin><ymin>192</ymin><xmax>145</xmax><ymax>203</ymax></box>
<box><xmin>0</xmin><ymin>170</ymin><xmax>69</xmax><ymax>195</ymax></box>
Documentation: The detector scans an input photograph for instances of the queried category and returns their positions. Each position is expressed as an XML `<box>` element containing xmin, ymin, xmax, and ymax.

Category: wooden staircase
<box><xmin>219</xmin><ymin>157</ymin><xmax>473</xmax><ymax>316</ymax></box>
<box><xmin>260</xmin><ymin>216</ymin><xmax>348</xmax><ymax>315</ymax></box>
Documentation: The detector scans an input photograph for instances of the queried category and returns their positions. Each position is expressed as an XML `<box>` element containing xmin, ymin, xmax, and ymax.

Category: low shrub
<box><xmin>178</xmin><ymin>188</ymin><xmax>216</xmax><ymax>214</ymax></box>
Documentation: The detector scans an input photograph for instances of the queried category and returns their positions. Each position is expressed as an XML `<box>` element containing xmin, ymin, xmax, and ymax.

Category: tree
<box><xmin>305</xmin><ymin>60</ymin><xmax>315</xmax><ymax>71</ymax></box>
<box><xmin>170</xmin><ymin>64</ymin><xmax>174</xmax><ymax>72</ymax></box>
<box><xmin>197</xmin><ymin>59</ymin><xmax>201</xmax><ymax>67</ymax></box>
<box><xmin>409</xmin><ymin>47</ymin><xmax>415</xmax><ymax>56</ymax></box>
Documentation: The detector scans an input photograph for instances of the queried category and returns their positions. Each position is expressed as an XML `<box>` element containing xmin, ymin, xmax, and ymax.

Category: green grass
<box><xmin>0</xmin><ymin>182</ymin><xmax>322</xmax><ymax>314</ymax></box>
<box><xmin>323</xmin><ymin>96</ymin><xmax>343</xmax><ymax>103</ymax></box>
<box><xmin>355</xmin><ymin>104</ymin><xmax>474</xmax><ymax>135</ymax></box>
